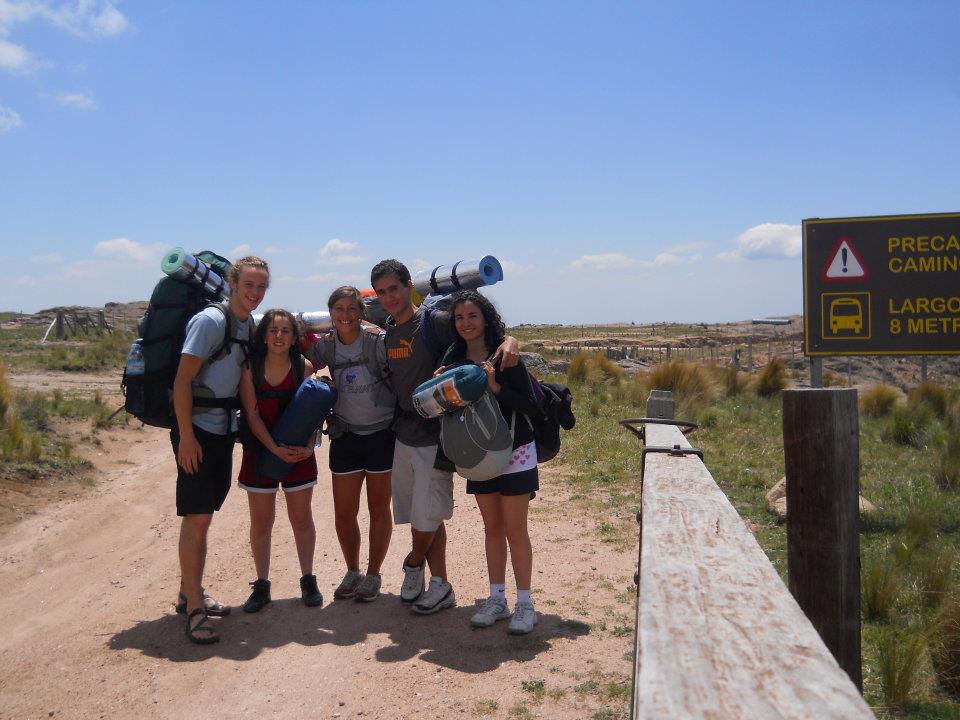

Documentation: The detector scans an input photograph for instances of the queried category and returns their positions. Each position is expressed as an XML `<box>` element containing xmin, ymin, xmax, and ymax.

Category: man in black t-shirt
<box><xmin>371</xmin><ymin>259</ymin><xmax>518</xmax><ymax>614</ymax></box>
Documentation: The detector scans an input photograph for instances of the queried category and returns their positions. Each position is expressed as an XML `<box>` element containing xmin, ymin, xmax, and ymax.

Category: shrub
<box><xmin>567</xmin><ymin>352</ymin><xmax>589</xmax><ymax>383</ymax></box>
<box><xmin>932</xmin><ymin>595</ymin><xmax>960</xmax><ymax>699</ymax></box>
<box><xmin>862</xmin><ymin>548</ymin><xmax>902</xmax><ymax>622</ymax></box>
<box><xmin>591</xmin><ymin>351</ymin><xmax>624</xmax><ymax>385</ymax></box>
<box><xmin>887</xmin><ymin>403</ymin><xmax>935</xmax><ymax>448</ymax></box>
<box><xmin>755</xmin><ymin>357</ymin><xmax>789</xmax><ymax>397</ymax></box>
<box><xmin>646</xmin><ymin>360</ymin><xmax>716</xmax><ymax>407</ymax></box>
<box><xmin>861</xmin><ymin>383</ymin><xmax>900</xmax><ymax>418</ymax></box>
<box><xmin>936</xmin><ymin>429</ymin><xmax>960</xmax><ymax>492</ymax></box>
<box><xmin>905</xmin><ymin>488</ymin><xmax>941</xmax><ymax>547</ymax></box>
<box><xmin>720</xmin><ymin>366</ymin><xmax>749</xmax><ymax>397</ymax></box>
<box><xmin>909</xmin><ymin>381</ymin><xmax>950</xmax><ymax>419</ymax></box>
<box><xmin>914</xmin><ymin>544</ymin><xmax>956</xmax><ymax>611</ymax></box>
<box><xmin>878</xmin><ymin>631</ymin><xmax>926</xmax><ymax>711</ymax></box>
<box><xmin>0</xmin><ymin>359</ymin><xmax>9</xmax><ymax>421</ymax></box>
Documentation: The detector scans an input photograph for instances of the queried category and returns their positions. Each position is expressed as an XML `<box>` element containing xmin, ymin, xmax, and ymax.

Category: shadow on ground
<box><xmin>108</xmin><ymin>593</ymin><xmax>590</xmax><ymax>672</ymax></box>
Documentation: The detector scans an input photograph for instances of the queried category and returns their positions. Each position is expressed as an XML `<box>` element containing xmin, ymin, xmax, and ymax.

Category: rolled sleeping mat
<box><xmin>412</xmin><ymin>364</ymin><xmax>488</xmax><ymax>419</ymax></box>
<box><xmin>161</xmin><ymin>247</ymin><xmax>230</xmax><ymax>299</ymax></box>
<box><xmin>258</xmin><ymin>376</ymin><xmax>338</xmax><ymax>480</ymax></box>
<box><xmin>413</xmin><ymin>256</ymin><xmax>503</xmax><ymax>297</ymax></box>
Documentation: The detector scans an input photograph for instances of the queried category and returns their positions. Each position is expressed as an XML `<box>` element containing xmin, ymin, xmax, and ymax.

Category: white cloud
<box><xmin>500</xmin><ymin>259</ymin><xmax>532</xmax><ymax>274</ymax></box>
<box><xmin>56</xmin><ymin>91</ymin><xmax>96</xmax><ymax>109</ymax></box>
<box><xmin>29</xmin><ymin>252</ymin><xmax>63</xmax><ymax>263</ymax></box>
<box><xmin>317</xmin><ymin>238</ymin><xmax>367</xmax><ymax>266</ymax></box>
<box><xmin>94</xmin><ymin>237</ymin><xmax>167</xmax><ymax>263</ymax></box>
<box><xmin>0</xmin><ymin>1</ymin><xmax>129</xmax><ymax>75</ymax></box>
<box><xmin>569</xmin><ymin>251</ymin><xmax>691</xmax><ymax>272</ymax></box>
<box><xmin>0</xmin><ymin>104</ymin><xmax>23</xmax><ymax>132</ymax></box>
<box><xmin>0</xmin><ymin>37</ymin><xmax>35</xmax><ymax>72</ymax></box>
<box><xmin>410</xmin><ymin>258</ymin><xmax>432</xmax><ymax>273</ymax></box>
<box><xmin>230</xmin><ymin>243</ymin><xmax>252</xmax><ymax>258</ymax></box>
<box><xmin>264</xmin><ymin>245</ymin><xmax>282</xmax><ymax>255</ymax></box>
<box><xmin>663</xmin><ymin>240</ymin><xmax>708</xmax><ymax>254</ymax></box>
<box><xmin>719</xmin><ymin>223</ymin><xmax>801</xmax><ymax>261</ymax></box>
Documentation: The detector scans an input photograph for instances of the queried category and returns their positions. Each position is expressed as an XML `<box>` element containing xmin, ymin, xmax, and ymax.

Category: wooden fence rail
<box><xmin>630</xmin><ymin>411</ymin><xmax>873</xmax><ymax>719</ymax></box>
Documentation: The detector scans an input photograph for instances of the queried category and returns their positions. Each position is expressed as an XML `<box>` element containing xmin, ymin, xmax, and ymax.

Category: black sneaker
<box><xmin>242</xmin><ymin>578</ymin><xmax>271</xmax><ymax>613</ymax></box>
<box><xmin>300</xmin><ymin>574</ymin><xmax>323</xmax><ymax>608</ymax></box>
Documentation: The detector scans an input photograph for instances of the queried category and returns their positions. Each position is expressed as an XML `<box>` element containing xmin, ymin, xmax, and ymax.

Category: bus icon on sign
<box><xmin>830</xmin><ymin>298</ymin><xmax>863</xmax><ymax>334</ymax></box>
<box><xmin>821</xmin><ymin>291</ymin><xmax>871</xmax><ymax>341</ymax></box>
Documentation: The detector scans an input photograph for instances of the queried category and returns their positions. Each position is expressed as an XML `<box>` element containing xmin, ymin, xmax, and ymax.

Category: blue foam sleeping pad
<box><xmin>258</xmin><ymin>376</ymin><xmax>338</xmax><ymax>480</ymax></box>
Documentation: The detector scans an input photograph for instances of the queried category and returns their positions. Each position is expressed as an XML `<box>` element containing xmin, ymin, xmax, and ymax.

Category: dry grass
<box><xmin>643</xmin><ymin>360</ymin><xmax>717</xmax><ymax>409</ymax></box>
<box><xmin>878</xmin><ymin>632</ymin><xmax>927</xmax><ymax>711</ymax></box>
<box><xmin>861</xmin><ymin>383</ymin><xmax>901</xmax><ymax>418</ymax></box>
<box><xmin>754</xmin><ymin>357</ymin><xmax>789</xmax><ymax>397</ymax></box>
<box><xmin>932</xmin><ymin>595</ymin><xmax>960</xmax><ymax>699</ymax></box>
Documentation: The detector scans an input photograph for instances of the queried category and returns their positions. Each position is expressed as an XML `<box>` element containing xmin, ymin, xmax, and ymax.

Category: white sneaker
<box><xmin>471</xmin><ymin>596</ymin><xmax>511</xmax><ymax>628</ymax></box>
<box><xmin>412</xmin><ymin>577</ymin><xmax>456</xmax><ymax>615</ymax></box>
<box><xmin>508</xmin><ymin>601</ymin><xmax>538</xmax><ymax>635</ymax></box>
<box><xmin>400</xmin><ymin>559</ymin><xmax>425</xmax><ymax>603</ymax></box>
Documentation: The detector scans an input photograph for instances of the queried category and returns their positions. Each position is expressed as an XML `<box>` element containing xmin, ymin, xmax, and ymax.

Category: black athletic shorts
<box><xmin>170</xmin><ymin>424</ymin><xmax>235</xmax><ymax>516</ymax></box>
<box><xmin>329</xmin><ymin>427</ymin><xmax>396</xmax><ymax>475</ymax></box>
<box><xmin>466</xmin><ymin>466</ymin><xmax>539</xmax><ymax>497</ymax></box>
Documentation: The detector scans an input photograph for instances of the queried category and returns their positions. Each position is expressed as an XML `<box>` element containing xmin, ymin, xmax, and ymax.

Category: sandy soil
<box><xmin>0</xmin><ymin>399</ymin><xmax>636</xmax><ymax>719</ymax></box>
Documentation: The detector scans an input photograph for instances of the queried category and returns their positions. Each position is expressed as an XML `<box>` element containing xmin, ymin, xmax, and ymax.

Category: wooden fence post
<box><xmin>782</xmin><ymin>388</ymin><xmax>862</xmax><ymax>691</ymax></box>
<box><xmin>646</xmin><ymin>389</ymin><xmax>675</xmax><ymax>419</ymax></box>
<box><xmin>810</xmin><ymin>357</ymin><xmax>823</xmax><ymax>388</ymax></box>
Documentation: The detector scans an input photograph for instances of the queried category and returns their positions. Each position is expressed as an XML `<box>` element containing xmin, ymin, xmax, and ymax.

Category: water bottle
<box><xmin>125</xmin><ymin>339</ymin><xmax>145</xmax><ymax>376</ymax></box>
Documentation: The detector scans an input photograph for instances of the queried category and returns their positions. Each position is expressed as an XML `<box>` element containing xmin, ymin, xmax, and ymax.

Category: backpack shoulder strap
<box><xmin>293</xmin><ymin>352</ymin><xmax>306</xmax><ymax>387</ymax></box>
<box><xmin>203</xmin><ymin>301</ymin><xmax>233</xmax><ymax>364</ymax></box>
<box><xmin>321</xmin><ymin>330</ymin><xmax>336</xmax><ymax>371</ymax></box>
<box><xmin>419</xmin><ymin>307</ymin><xmax>444</xmax><ymax>364</ymax></box>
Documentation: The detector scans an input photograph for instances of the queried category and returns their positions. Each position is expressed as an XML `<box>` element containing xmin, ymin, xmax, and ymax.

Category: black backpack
<box><xmin>236</xmin><ymin>352</ymin><xmax>307</xmax><ymax>451</ymax></box>
<box><xmin>121</xmin><ymin>251</ymin><xmax>246</xmax><ymax>429</ymax></box>
<box><xmin>525</xmin><ymin>376</ymin><xmax>576</xmax><ymax>464</ymax></box>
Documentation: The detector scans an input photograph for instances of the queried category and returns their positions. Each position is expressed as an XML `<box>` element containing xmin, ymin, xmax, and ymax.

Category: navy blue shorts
<box><xmin>329</xmin><ymin>427</ymin><xmax>396</xmax><ymax>475</ymax></box>
<box><xmin>466</xmin><ymin>466</ymin><xmax>539</xmax><ymax>496</ymax></box>
<box><xmin>171</xmin><ymin>425</ymin><xmax>234</xmax><ymax>516</ymax></box>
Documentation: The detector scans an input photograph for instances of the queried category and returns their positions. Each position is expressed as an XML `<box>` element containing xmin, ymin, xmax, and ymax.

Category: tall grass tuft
<box><xmin>645</xmin><ymin>360</ymin><xmax>717</xmax><ymax>407</ymax></box>
<box><xmin>719</xmin><ymin>366</ymin><xmax>749</xmax><ymax>397</ymax></box>
<box><xmin>932</xmin><ymin>595</ymin><xmax>960</xmax><ymax>699</ymax></box>
<box><xmin>590</xmin><ymin>351</ymin><xmax>624</xmax><ymax>386</ymax></box>
<box><xmin>861</xmin><ymin>383</ymin><xmax>900</xmax><ymax>418</ymax></box>
<box><xmin>914</xmin><ymin>544</ymin><xmax>956</xmax><ymax>611</ymax></box>
<box><xmin>909</xmin><ymin>381</ymin><xmax>950</xmax><ymax>419</ymax></box>
<box><xmin>568</xmin><ymin>352</ymin><xmax>589</xmax><ymax>384</ymax></box>
<box><xmin>887</xmin><ymin>403</ymin><xmax>935</xmax><ymax>448</ymax></box>
<box><xmin>862</xmin><ymin>547</ymin><xmax>902</xmax><ymax>622</ymax></box>
<box><xmin>754</xmin><ymin>357</ymin><xmax>789</xmax><ymax>397</ymax></box>
<box><xmin>878</xmin><ymin>631</ymin><xmax>926</xmax><ymax>711</ymax></box>
<box><xmin>905</xmin><ymin>488</ymin><xmax>941</xmax><ymax>547</ymax></box>
<box><xmin>0</xmin><ymin>359</ymin><xmax>10</xmax><ymax>422</ymax></box>
<box><xmin>936</xmin><ymin>426</ymin><xmax>960</xmax><ymax>492</ymax></box>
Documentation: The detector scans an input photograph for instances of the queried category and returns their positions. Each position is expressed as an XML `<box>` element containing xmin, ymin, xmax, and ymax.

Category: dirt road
<box><xmin>0</xmin><ymin>421</ymin><xmax>636</xmax><ymax>719</ymax></box>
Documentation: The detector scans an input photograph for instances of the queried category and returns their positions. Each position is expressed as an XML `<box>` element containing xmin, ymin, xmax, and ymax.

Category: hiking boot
<box><xmin>470</xmin><ymin>596</ymin><xmax>511</xmax><ymax>628</ymax></box>
<box><xmin>412</xmin><ymin>577</ymin><xmax>455</xmax><ymax>615</ymax></box>
<box><xmin>334</xmin><ymin>569</ymin><xmax>363</xmax><ymax>600</ymax></box>
<box><xmin>242</xmin><ymin>579</ymin><xmax>271</xmax><ymax>613</ymax></box>
<box><xmin>400</xmin><ymin>557</ymin><xmax>426</xmax><ymax>603</ymax></box>
<box><xmin>354</xmin><ymin>573</ymin><xmax>382</xmax><ymax>603</ymax></box>
<box><xmin>300</xmin><ymin>574</ymin><xmax>323</xmax><ymax>608</ymax></box>
<box><xmin>508</xmin><ymin>601</ymin><xmax>538</xmax><ymax>635</ymax></box>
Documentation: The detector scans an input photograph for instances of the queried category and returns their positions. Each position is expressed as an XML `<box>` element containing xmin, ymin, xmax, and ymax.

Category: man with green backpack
<box><xmin>170</xmin><ymin>256</ymin><xmax>270</xmax><ymax>644</ymax></box>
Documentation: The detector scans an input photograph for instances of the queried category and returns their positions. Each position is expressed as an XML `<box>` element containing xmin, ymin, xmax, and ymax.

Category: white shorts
<box><xmin>391</xmin><ymin>441</ymin><xmax>454</xmax><ymax>532</ymax></box>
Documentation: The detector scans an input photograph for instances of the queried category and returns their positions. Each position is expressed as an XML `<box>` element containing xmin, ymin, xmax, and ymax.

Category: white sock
<box><xmin>490</xmin><ymin>584</ymin><xmax>506</xmax><ymax>601</ymax></box>
<box><xmin>517</xmin><ymin>589</ymin><xmax>532</xmax><ymax>605</ymax></box>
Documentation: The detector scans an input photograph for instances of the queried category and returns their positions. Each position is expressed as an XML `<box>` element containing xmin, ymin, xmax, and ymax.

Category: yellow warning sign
<box><xmin>821</xmin><ymin>291</ymin><xmax>871</xmax><ymax>341</ymax></box>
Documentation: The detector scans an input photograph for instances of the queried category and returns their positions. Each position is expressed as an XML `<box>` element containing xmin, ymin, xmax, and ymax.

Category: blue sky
<box><xmin>2</xmin><ymin>1</ymin><xmax>958</xmax><ymax>324</ymax></box>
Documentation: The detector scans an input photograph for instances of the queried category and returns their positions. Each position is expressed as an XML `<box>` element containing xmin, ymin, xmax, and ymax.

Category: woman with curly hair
<box><xmin>438</xmin><ymin>289</ymin><xmax>541</xmax><ymax>634</ymax></box>
<box><xmin>236</xmin><ymin>308</ymin><xmax>322</xmax><ymax>612</ymax></box>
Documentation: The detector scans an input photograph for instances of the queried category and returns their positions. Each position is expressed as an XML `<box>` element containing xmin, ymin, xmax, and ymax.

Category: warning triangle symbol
<box><xmin>822</xmin><ymin>236</ymin><xmax>869</xmax><ymax>281</ymax></box>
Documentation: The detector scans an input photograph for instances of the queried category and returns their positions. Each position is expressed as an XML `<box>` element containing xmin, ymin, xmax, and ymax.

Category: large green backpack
<box><xmin>122</xmin><ymin>251</ymin><xmax>242</xmax><ymax>429</ymax></box>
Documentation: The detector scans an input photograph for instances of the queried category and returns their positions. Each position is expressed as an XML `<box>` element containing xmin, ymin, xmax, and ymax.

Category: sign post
<box><xmin>803</xmin><ymin>212</ymin><xmax>960</xmax><ymax>357</ymax></box>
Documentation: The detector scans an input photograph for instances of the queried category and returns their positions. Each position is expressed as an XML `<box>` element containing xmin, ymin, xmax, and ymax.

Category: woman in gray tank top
<box><xmin>309</xmin><ymin>286</ymin><xmax>397</xmax><ymax>602</ymax></box>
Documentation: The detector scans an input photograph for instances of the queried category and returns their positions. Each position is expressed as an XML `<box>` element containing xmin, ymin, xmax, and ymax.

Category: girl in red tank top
<box><xmin>236</xmin><ymin>309</ymin><xmax>323</xmax><ymax>610</ymax></box>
